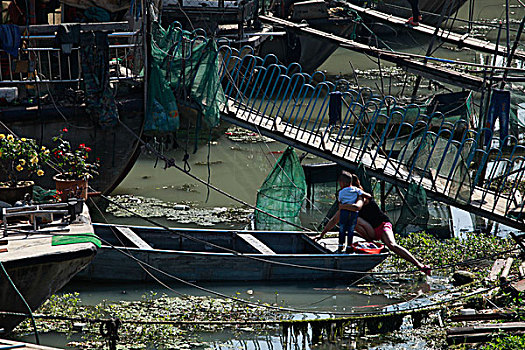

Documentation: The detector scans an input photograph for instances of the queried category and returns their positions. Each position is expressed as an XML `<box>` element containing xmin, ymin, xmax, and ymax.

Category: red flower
<box><xmin>79</xmin><ymin>143</ymin><xmax>85</xmax><ymax>148</ymax></box>
<box><xmin>96</xmin><ymin>157</ymin><xmax>100</xmax><ymax>162</ymax></box>
<box><xmin>85</xmin><ymin>147</ymin><xmax>91</xmax><ymax>152</ymax></box>
<box><xmin>62</xmin><ymin>128</ymin><xmax>68</xmax><ymax>132</ymax></box>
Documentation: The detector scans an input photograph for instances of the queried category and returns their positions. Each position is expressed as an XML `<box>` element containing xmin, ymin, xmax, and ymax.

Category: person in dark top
<box><xmin>405</xmin><ymin>0</ymin><xmax>422</xmax><ymax>27</ymax></box>
<box><xmin>316</xmin><ymin>175</ymin><xmax>431</xmax><ymax>275</ymax></box>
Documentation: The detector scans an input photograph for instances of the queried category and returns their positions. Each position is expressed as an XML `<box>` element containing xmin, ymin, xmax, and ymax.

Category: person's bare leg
<box><xmin>381</xmin><ymin>226</ymin><xmax>429</xmax><ymax>273</ymax></box>
<box><xmin>355</xmin><ymin>218</ymin><xmax>375</xmax><ymax>241</ymax></box>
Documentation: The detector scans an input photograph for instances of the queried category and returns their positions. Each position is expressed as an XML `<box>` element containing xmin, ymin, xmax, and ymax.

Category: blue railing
<box><xmin>160</xmin><ymin>25</ymin><xmax>525</xmax><ymax>224</ymax></box>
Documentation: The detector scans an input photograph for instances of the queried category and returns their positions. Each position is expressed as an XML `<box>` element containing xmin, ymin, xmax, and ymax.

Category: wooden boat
<box><xmin>257</xmin><ymin>0</ymin><xmax>468</xmax><ymax>71</ymax></box>
<box><xmin>0</xmin><ymin>202</ymin><xmax>98</xmax><ymax>333</ymax></box>
<box><xmin>0</xmin><ymin>338</ymin><xmax>67</xmax><ymax>350</ymax></box>
<box><xmin>0</xmin><ymin>20</ymin><xmax>146</xmax><ymax>195</ymax></box>
<box><xmin>76</xmin><ymin>223</ymin><xmax>388</xmax><ymax>282</ymax></box>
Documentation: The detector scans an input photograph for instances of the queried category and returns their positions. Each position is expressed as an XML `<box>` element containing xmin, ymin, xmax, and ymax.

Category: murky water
<box><xmin>18</xmin><ymin>1</ymin><xmax>524</xmax><ymax>349</ymax></box>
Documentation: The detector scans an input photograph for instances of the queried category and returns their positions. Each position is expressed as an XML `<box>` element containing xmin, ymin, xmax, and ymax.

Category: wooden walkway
<box><xmin>260</xmin><ymin>15</ymin><xmax>486</xmax><ymax>91</ymax></box>
<box><xmin>344</xmin><ymin>3</ymin><xmax>525</xmax><ymax>62</ymax></box>
<box><xmin>221</xmin><ymin>99</ymin><xmax>524</xmax><ymax>230</ymax></box>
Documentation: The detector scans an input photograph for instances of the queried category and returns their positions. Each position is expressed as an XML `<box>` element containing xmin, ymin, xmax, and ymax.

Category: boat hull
<box><xmin>81</xmin><ymin>249</ymin><xmax>386</xmax><ymax>281</ymax></box>
<box><xmin>0</xmin><ymin>93</ymin><xmax>144</xmax><ymax>195</ymax></box>
<box><xmin>0</xmin><ymin>245</ymin><xmax>96</xmax><ymax>333</ymax></box>
<box><xmin>77</xmin><ymin>224</ymin><xmax>388</xmax><ymax>282</ymax></box>
<box><xmin>259</xmin><ymin>19</ymin><xmax>356</xmax><ymax>73</ymax></box>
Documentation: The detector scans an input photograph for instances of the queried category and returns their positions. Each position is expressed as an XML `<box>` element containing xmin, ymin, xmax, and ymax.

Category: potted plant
<box><xmin>51</xmin><ymin>128</ymin><xmax>100</xmax><ymax>201</ymax></box>
<box><xmin>0</xmin><ymin>134</ymin><xmax>48</xmax><ymax>204</ymax></box>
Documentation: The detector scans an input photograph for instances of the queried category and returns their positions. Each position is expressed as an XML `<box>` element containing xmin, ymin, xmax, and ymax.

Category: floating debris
<box><xmin>107</xmin><ymin>195</ymin><xmax>252</xmax><ymax>226</ymax></box>
<box><xmin>225</xmin><ymin>126</ymin><xmax>274</xmax><ymax>143</ymax></box>
<box><xmin>194</xmin><ymin>160</ymin><xmax>223</xmax><ymax>166</ymax></box>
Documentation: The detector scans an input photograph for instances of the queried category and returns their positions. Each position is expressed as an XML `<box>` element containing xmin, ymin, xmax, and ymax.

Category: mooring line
<box><xmin>1</xmin><ymin>271</ymin><xmax>520</xmax><ymax>325</ymax></box>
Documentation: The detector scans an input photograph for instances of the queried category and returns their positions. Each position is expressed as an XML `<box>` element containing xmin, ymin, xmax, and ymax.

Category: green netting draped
<box><xmin>394</xmin><ymin>182</ymin><xmax>429</xmax><ymax>234</ymax></box>
<box><xmin>399</xmin><ymin>132</ymin><xmax>472</xmax><ymax>204</ymax></box>
<box><xmin>146</xmin><ymin>63</ymin><xmax>180</xmax><ymax>134</ymax></box>
<box><xmin>255</xmin><ymin>147</ymin><xmax>306</xmax><ymax>231</ymax></box>
<box><xmin>146</xmin><ymin>23</ymin><xmax>180</xmax><ymax>135</ymax></box>
<box><xmin>147</xmin><ymin>22</ymin><xmax>225</xmax><ymax>136</ymax></box>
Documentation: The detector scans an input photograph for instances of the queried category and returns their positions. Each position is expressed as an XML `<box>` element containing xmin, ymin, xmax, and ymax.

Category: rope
<box><xmin>113</xmin><ymin>113</ymin><xmax>521</xmax><ymax>276</ymax></box>
<box><xmin>100</xmin><ymin>193</ymin><xmax>410</xmax><ymax>275</ymax></box>
<box><xmin>0</xmin><ymin>306</ymin><xmax>443</xmax><ymax>325</ymax></box>
<box><xmin>100</xmin><ymin>193</ymin><xmax>521</xmax><ymax>275</ymax></box>
<box><xmin>88</xmin><ymin>198</ymin><xmax>188</xmax><ymax>299</ymax></box>
<box><xmin>117</xmin><ymin>119</ymin><xmax>313</xmax><ymax>232</ymax></box>
<box><xmin>1</xmin><ymin>272</ymin><xmax>520</xmax><ymax>325</ymax></box>
<box><xmin>0</xmin><ymin>261</ymin><xmax>39</xmax><ymax>344</ymax></box>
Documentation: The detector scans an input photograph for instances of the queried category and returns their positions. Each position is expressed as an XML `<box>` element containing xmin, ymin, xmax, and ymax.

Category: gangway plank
<box><xmin>221</xmin><ymin>99</ymin><xmax>524</xmax><ymax>231</ymax></box>
<box><xmin>344</xmin><ymin>3</ymin><xmax>525</xmax><ymax>62</ymax></box>
<box><xmin>259</xmin><ymin>15</ymin><xmax>485</xmax><ymax>91</ymax></box>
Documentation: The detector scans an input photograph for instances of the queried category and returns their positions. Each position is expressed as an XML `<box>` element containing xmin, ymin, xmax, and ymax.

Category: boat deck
<box><xmin>0</xmin><ymin>204</ymin><xmax>98</xmax><ymax>266</ymax></box>
<box><xmin>0</xmin><ymin>338</ymin><xmax>64</xmax><ymax>350</ymax></box>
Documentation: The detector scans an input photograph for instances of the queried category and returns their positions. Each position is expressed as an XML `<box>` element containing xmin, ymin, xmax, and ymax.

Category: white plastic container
<box><xmin>0</xmin><ymin>87</ymin><xmax>18</xmax><ymax>102</ymax></box>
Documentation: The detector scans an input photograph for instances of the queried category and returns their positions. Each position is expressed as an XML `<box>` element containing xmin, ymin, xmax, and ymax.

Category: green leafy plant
<box><xmin>0</xmin><ymin>134</ymin><xmax>49</xmax><ymax>187</ymax></box>
<box><xmin>51</xmin><ymin>128</ymin><xmax>100</xmax><ymax>181</ymax></box>
<box><xmin>482</xmin><ymin>334</ymin><xmax>525</xmax><ymax>350</ymax></box>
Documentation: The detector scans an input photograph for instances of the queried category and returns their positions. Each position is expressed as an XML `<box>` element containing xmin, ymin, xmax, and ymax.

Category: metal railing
<box><xmin>0</xmin><ymin>31</ymin><xmax>142</xmax><ymax>84</ymax></box>
<box><xmin>216</xmin><ymin>44</ymin><xmax>525</xmax><ymax>226</ymax></box>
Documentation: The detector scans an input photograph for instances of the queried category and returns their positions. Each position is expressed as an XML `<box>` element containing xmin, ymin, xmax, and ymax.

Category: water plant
<box><xmin>15</xmin><ymin>292</ymin><xmax>277</xmax><ymax>349</ymax></box>
<box><xmin>379</xmin><ymin>231</ymin><xmax>515</xmax><ymax>277</ymax></box>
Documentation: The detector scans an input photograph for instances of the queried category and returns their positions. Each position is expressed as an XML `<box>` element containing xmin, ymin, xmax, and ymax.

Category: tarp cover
<box><xmin>255</xmin><ymin>147</ymin><xmax>306</xmax><ymax>231</ymax></box>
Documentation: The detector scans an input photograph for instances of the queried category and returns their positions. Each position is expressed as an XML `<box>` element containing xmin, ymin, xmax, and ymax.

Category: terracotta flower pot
<box><xmin>0</xmin><ymin>181</ymin><xmax>34</xmax><ymax>205</ymax></box>
<box><xmin>54</xmin><ymin>175</ymin><xmax>88</xmax><ymax>201</ymax></box>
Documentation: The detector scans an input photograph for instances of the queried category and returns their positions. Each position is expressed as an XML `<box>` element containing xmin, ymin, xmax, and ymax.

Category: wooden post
<box><xmin>500</xmin><ymin>257</ymin><xmax>514</xmax><ymax>283</ymax></box>
<box><xmin>499</xmin><ymin>16</ymin><xmax>525</xmax><ymax>89</ymax></box>
<box><xmin>306</xmin><ymin>183</ymin><xmax>312</xmax><ymax>209</ymax></box>
<box><xmin>410</xmin><ymin>1</ymin><xmax>454</xmax><ymax>101</ymax></box>
<box><xmin>380</xmin><ymin>180</ymin><xmax>386</xmax><ymax>212</ymax></box>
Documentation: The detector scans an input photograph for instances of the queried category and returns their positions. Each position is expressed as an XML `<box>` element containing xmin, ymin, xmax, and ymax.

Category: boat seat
<box><xmin>237</xmin><ymin>233</ymin><xmax>276</xmax><ymax>255</ymax></box>
<box><xmin>115</xmin><ymin>226</ymin><xmax>153</xmax><ymax>250</ymax></box>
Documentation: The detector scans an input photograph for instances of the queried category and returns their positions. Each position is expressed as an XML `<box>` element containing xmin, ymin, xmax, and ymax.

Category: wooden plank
<box><xmin>450</xmin><ymin>311</ymin><xmax>515</xmax><ymax>322</ymax></box>
<box><xmin>115</xmin><ymin>226</ymin><xmax>153</xmax><ymax>250</ymax></box>
<box><xmin>500</xmin><ymin>257</ymin><xmax>514</xmax><ymax>282</ymax></box>
<box><xmin>222</xmin><ymin>99</ymin><xmax>525</xmax><ymax>230</ymax></box>
<box><xmin>237</xmin><ymin>233</ymin><xmax>276</xmax><ymax>255</ymax></box>
<box><xmin>511</xmin><ymin>279</ymin><xmax>525</xmax><ymax>293</ymax></box>
<box><xmin>448</xmin><ymin>322</ymin><xmax>525</xmax><ymax>335</ymax></box>
<box><xmin>447</xmin><ymin>330</ymin><xmax>525</xmax><ymax>345</ymax></box>
<box><xmin>343</xmin><ymin>3</ymin><xmax>525</xmax><ymax>62</ymax></box>
<box><xmin>519</xmin><ymin>262</ymin><xmax>525</xmax><ymax>278</ymax></box>
<box><xmin>259</xmin><ymin>15</ymin><xmax>485</xmax><ymax>91</ymax></box>
<box><xmin>488</xmin><ymin>259</ymin><xmax>506</xmax><ymax>282</ymax></box>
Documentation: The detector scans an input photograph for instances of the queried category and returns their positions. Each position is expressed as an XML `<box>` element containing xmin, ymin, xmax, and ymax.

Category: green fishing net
<box><xmin>255</xmin><ymin>147</ymin><xmax>306</xmax><ymax>231</ymax></box>
<box><xmin>146</xmin><ymin>22</ymin><xmax>226</xmax><ymax>135</ymax></box>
